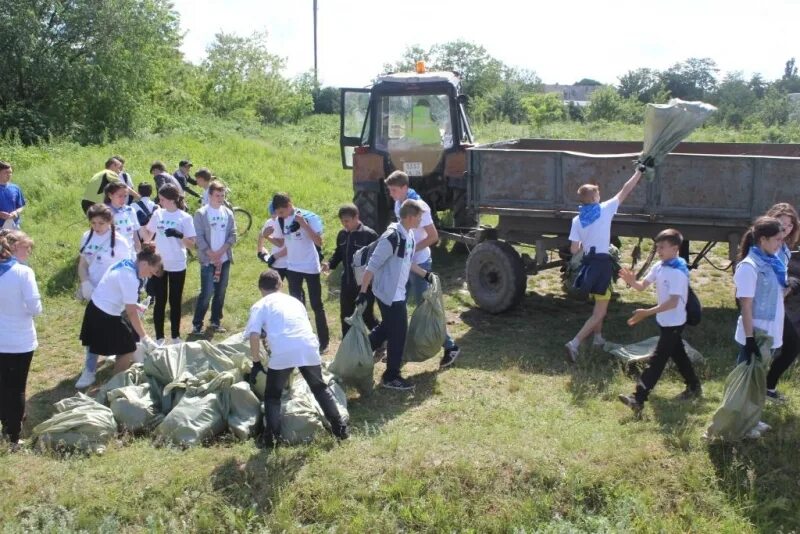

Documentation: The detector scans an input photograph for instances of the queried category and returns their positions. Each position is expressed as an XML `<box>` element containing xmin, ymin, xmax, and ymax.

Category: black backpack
<box><xmin>351</xmin><ymin>228</ymin><xmax>404</xmax><ymax>285</ymax></box>
<box><xmin>135</xmin><ymin>200</ymin><xmax>153</xmax><ymax>227</ymax></box>
<box><xmin>686</xmin><ymin>285</ymin><xmax>702</xmax><ymax>326</ymax></box>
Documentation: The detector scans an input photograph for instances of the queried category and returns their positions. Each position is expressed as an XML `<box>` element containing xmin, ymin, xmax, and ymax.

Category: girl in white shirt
<box><xmin>144</xmin><ymin>183</ymin><xmax>196</xmax><ymax>344</ymax></box>
<box><xmin>77</xmin><ymin>203</ymin><xmax>132</xmax><ymax>301</ymax></box>
<box><xmin>105</xmin><ymin>181</ymin><xmax>142</xmax><ymax>257</ymax></box>
<box><xmin>0</xmin><ymin>230</ymin><xmax>41</xmax><ymax>451</ymax></box>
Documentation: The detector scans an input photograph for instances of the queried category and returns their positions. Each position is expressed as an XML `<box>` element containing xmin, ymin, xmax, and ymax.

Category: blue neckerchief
<box><xmin>750</xmin><ymin>246</ymin><xmax>788</xmax><ymax>288</ymax></box>
<box><xmin>406</xmin><ymin>188</ymin><xmax>421</xmax><ymax>201</ymax></box>
<box><xmin>663</xmin><ymin>257</ymin><xmax>689</xmax><ymax>276</ymax></box>
<box><xmin>578</xmin><ymin>203</ymin><xmax>601</xmax><ymax>228</ymax></box>
<box><xmin>0</xmin><ymin>257</ymin><xmax>18</xmax><ymax>278</ymax></box>
<box><xmin>111</xmin><ymin>259</ymin><xmax>138</xmax><ymax>276</ymax></box>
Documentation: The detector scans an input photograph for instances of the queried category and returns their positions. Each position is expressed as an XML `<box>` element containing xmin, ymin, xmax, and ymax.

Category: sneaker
<box><xmin>319</xmin><ymin>345</ymin><xmax>329</xmax><ymax>355</ymax></box>
<box><xmin>592</xmin><ymin>336</ymin><xmax>606</xmax><ymax>347</ymax></box>
<box><xmin>156</xmin><ymin>338</ymin><xmax>166</xmax><ymax>346</ymax></box>
<box><xmin>755</xmin><ymin>421</ymin><xmax>772</xmax><ymax>433</ymax></box>
<box><xmin>745</xmin><ymin>427</ymin><xmax>762</xmax><ymax>439</ymax></box>
<box><xmin>439</xmin><ymin>346</ymin><xmax>461</xmax><ymax>369</ymax></box>
<box><xmin>618</xmin><ymin>394</ymin><xmax>644</xmax><ymax>417</ymax></box>
<box><xmin>766</xmin><ymin>390</ymin><xmax>788</xmax><ymax>404</ymax></box>
<box><xmin>674</xmin><ymin>386</ymin><xmax>703</xmax><ymax>401</ymax></box>
<box><xmin>564</xmin><ymin>342</ymin><xmax>579</xmax><ymax>365</ymax></box>
<box><xmin>331</xmin><ymin>423</ymin><xmax>349</xmax><ymax>440</ymax></box>
<box><xmin>211</xmin><ymin>324</ymin><xmax>227</xmax><ymax>334</ymax></box>
<box><xmin>75</xmin><ymin>369</ymin><xmax>96</xmax><ymax>389</ymax></box>
<box><xmin>381</xmin><ymin>376</ymin><xmax>415</xmax><ymax>391</ymax></box>
<box><xmin>9</xmin><ymin>440</ymin><xmax>24</xmax><ymax>453</ymax></box>
<box><xmin>170</xmin><ymin>337</ymin><xmax>183</xmax><ymax>345</ymax></box>
<box><xmin>191</xmin><ymin>325</ymin><xmax>203</xmax><ymax>335</ymax></box>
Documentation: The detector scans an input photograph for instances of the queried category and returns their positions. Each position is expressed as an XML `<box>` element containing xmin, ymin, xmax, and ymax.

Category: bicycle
<box><xmin>222</xmin><ymin>188</ymin><xmax>252</xmax><ymax>238</ymax></box>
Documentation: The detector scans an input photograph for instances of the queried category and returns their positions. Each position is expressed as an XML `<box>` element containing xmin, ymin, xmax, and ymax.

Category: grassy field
<box><xmin>1</xmin><ymin>115</ymin><xmax>800</xmax><ymax>532</ymax></box>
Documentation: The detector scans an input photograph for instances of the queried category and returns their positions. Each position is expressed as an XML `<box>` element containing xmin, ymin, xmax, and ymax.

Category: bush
<box><xmin>521</xmin><ymin>93</ymin><xmax>566</xmax><ymax>126</ymax></box>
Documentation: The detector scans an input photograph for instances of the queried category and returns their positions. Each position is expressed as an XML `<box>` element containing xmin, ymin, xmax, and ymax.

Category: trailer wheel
<box><xmin>466</xmin><ymin>240</ymin><xmax>526</xmax><ymax>313</ymax></box>
<box><xmin>354</xmin><ymin>190</ymin><xmax>379</xmax><ymax>231</ymax></box>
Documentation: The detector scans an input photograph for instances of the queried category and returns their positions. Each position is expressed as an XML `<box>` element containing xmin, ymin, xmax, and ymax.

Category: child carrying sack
<box><xmin>351</xmin><ymin>227</ymin><xmax>401</xmax><ymax>286</ymax></box>
<box><xmin>404</xmin><ymin>273</ymin><xmax>447</xmax><ymax>362</ymax></box>
<box><xmin>329</xmin><ymin>303</ymin><xmax>374</xmax><ymax>394</ymax></box>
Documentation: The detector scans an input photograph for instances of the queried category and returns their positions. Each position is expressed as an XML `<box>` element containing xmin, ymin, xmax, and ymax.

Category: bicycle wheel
<box><xmin>233</xmin><ymin>207</ymin><xmax>252</xmax><ymax>237</ymax></box>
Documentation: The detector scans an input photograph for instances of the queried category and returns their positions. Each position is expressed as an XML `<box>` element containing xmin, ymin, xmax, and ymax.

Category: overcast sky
<box><xmin>172</xmin><ymin>0</ymin><xmax>800</xmax><ymax>88</ymax></box>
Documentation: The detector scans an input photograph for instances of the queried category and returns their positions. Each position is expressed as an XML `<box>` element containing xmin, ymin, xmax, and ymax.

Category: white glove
<box><xmin>80</xmin><ymin>280</ymin><xmax>94</xmax><ymax>301</ymax></box>
<box><xmin>140</xmin><ymin>336</ymin><xmax>158</xmax><ymax>353</ymax></box>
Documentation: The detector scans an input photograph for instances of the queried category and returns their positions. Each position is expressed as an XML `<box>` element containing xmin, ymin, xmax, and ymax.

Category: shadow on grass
<box><xmin>44</xmin><ymin>255</ymin><xmax>79</xmax><ymax>297</ymax></box>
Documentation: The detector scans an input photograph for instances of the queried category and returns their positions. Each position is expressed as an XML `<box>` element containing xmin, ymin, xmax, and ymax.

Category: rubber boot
<box><xmin>262</xmin><ymin>399</ymin><xmax>283</xmax><ymax>447</ymax></box>
<box><xmin>312</xmin><ymin>387</ymin><xmax>349</xmax><ymax>440</ymax></box>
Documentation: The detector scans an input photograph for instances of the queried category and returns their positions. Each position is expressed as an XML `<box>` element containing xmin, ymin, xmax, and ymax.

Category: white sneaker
<box><xmin>755</xmin><ymin>421</ymin><xmax>772</xmax><ymax>433</ymax></box>
<box><xmin>156</xmin><ymin>338</ymin><xmax>165</xmax><ymax>346</ymax></box>
<box><xmin>745</xmin><ymin>427</ymin><xmax>762</xmax><ymax>439</ymax></box>
<box><xmin>170</xmin><ymin>337</ymin><xmax>183</xmax><ymax>345</ymax></box>
<box><xmin>592</xmin><ymin>336</ymin><xmax>606</xmax><ymax>347</ymax></box>
<box><xmin>75</xmin><ymin>369</ymin><xmax>96</xmax><ymax>389</ymax></box>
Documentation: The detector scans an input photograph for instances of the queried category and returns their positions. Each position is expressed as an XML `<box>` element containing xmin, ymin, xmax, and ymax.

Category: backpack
<box><xmin>351</xmin><ymin>228</ymin><xmax>403</xmax><ymax>286</ymax></box>
<box><xmin>135</xmin><ymin>200</ymin><xmax>153</xmax><ymax>227</ymax></box>
<box><xmin>686</xmin><ymin>285</ymin><xmax>702</xmax><ymax>326</ymax></box>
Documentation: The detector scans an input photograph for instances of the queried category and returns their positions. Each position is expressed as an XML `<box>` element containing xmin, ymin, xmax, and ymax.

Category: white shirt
<box><xmin>393</xmin><ymin>223</ymin><xmax>416</xmax><ymax>302</ymax></box>
<box><xmin>568</xmin><ymin>197</ymin><xmax>619</xmax><ymax>255</ymax></box>
<box><xmin>146</xmin><ymin>208</ymin><xmax>196</xmax><ymax>272</ymax></box>
<box><xmin>80</xmin><ymin>230</ymin><xmax>133</xmax><ymax>286</ymax></box>
<box><xmin>200</xmin><ymin>189</ymin><xmax>209</xmax><ymax>207</ymax></box>
<box><xmin>734</xmin><ymin>261</ymin><xmax>784</xmax><ymax>349</ymax></box>
<box><xmin>111</xmin><ymin>205</ymin><xmax>140</xmax><ymax>259</ymax></box>
<box><xmin>282</xmin><ymin>211</ymin><xmax>322</xmax><ymax>274</ymax></box>
<box><xmin>394</xmin><ymin>197</ymin><xmax>434</xmax><ymax>265</ymax></box>
<box><xmin>244</xmin><ymin>292</ymin><xmax>321</xmax><ymax>370</ymax></box>
<box><xmin>262</xmin><ymin>218</ymin><xmax>287</xmax><ymax>269</ymax></box>
<box><xmin>205</xmin><ymin>206</ymin><xmax>230</xmax><ymax>263</ymax></box>
<box><xmin>0</xmin><ymin>262</ymin><xmax>41</xmax><ymax>353</ymax></box>
<box><xmin>644</xmin><ymin>262</ymin><xmax>688</xmax><ymax>327</ymax></box>
<box><xmin>91</xmin><ymin>262</ymin><xmax>141</xmax><ymax>316</ymax></box>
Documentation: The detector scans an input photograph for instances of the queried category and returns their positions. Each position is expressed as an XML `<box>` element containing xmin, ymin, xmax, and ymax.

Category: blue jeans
<box><xmin>406</xmin><ymin>258</ymin><xmax>456</xmax><ymax>351</ymax></box>
<box><xmin>192</xmin><ymin>261</ymin><xmax>231</xmax><ymax>328</ymax></box>
<box><xmin>736</xmin><ymin>343</ymin><xmax>778</xmax><ymax>364</ymax></box>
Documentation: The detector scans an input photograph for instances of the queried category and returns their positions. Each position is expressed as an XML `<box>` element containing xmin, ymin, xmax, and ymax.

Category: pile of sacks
<box><xmin>32</xmin><ymin>334</ymin><xmax>348</xmax><ymax>453</ymax></box>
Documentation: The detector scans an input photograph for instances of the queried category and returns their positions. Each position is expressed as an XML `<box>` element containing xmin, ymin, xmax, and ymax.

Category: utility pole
<box><xmin>313</xmin><ymin>0</ymin><xmax>318</xmax><ymax>85</ymax></box>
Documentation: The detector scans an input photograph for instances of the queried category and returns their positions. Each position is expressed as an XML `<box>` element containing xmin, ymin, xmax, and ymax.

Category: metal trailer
<box><xmin>454</xmin><ymin>139</ymin><xmax>800</xmax><ymax>313</ymax></box>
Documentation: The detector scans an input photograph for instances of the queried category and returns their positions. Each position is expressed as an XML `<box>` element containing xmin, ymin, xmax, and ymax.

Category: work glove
<box><xmin>637</xmin><ymin>163</ymin><xmax>647</xmax><ymax>172</ymax></box>
<box><xmin>267</xmin><ymin>255</ymin><xmax>276</xmax><ymax>267</ymax></box>
<box><xmin>249</xmin><ymin>361</ymin><xmax>265</xmax><ymax>385</ymax></box>
<box><xmin>744</xmin><ymin>336</ymin><xmax>760</xmax><ymax>364</ymax></box>
<box><xmin>788</xmin><ymin>276</ymin><xmax>800</xmax><ymax>296</ymax></box>
<box><xmin>355</xmin><ymin>292</ymin><xmax>368</xmax><ymax>306</ymax></box>
<box><xmin>140</xmin><ymin>336</ymin><xmax>159</xmax><ymax>353</ymax></box>
<box><xmin>423</xmin><ymin>271</ymin><xmax>435</xmax><ymax>284</ymax></box>
<box><xmin>164</xmin><ymin>228</ymin><xmax>184</xmax><ymax>239</ymax></box>
<box><xmin>257</xmin><ymin>251</ymin><xmax>268</xmax><ymax>263</ymax></box>
<box><xmin>80</xmin><ymin>280</ymin><xmax>94</xmax><ymax>301</ymax></box>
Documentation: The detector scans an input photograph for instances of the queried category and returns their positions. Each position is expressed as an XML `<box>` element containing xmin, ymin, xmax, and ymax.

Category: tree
<box><xmin>777</xmin><ymin>57</ymin><xmax>800</xmax><ymax>93</ymax></box>
<box><xmin>659</xmin><ymin>57</ymin><xmax>718</xmax><ymax>101</ymax></box>
<box><xmin>575</xmin><ymin>78</ymin><xmax>602</xmax><ymax>86</ymax></box>
<box><xmin>617</xmin><ymin>68</ymin><xmax>661</xmax><ymax>103</ymax></box>
<box><xmin>521</xmin><ymin>93</ymin><xmax>566</xmax><ymax>125</ymax></box>
<box><xmin>712</xmin><ymin>72</ymin><xmax>758</xmax><ymax>128</ymax></box>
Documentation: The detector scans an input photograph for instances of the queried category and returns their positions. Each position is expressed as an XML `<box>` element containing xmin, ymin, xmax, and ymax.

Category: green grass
<box><xmin>2</xmin><ymin>114</ymin><xmax>800</xmax><ymax>532</ymax></box>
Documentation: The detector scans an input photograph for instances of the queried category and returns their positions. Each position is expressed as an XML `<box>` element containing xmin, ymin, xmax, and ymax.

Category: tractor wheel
<box><xmin>354</xmin><ymin>189</ymin><xmax>379</xmax><ymax>231</ymax></box>
<box><xmin>466</xmin><ymin>240</ymin><xmax>527</xmax><ymax>313</ymax></box>
<box><xmin>451</xmin><ymin>187</ymin><xmax>478</xmax><ymax>228</ymax></box>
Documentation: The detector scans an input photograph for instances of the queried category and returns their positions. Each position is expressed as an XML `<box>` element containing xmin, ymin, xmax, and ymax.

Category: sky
<box><xmin>172</xmin><ymin>0</ymin><xmax>800</xmax><ymax>88</ymax></box>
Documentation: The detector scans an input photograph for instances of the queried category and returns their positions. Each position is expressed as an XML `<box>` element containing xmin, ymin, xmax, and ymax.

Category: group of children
<box><xmin>565</xmin><ymin>163</ymin><xmax>799</xmax><ymax>423</ymax></box>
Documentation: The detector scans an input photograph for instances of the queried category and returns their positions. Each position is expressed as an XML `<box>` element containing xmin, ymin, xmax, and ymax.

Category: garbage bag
<box><xmin>280</xmin><ymin>366</ymin><xmax>348</xmax><ymax>445</ymax></box>
<box><xmin>404</xmin><ymin>273</ymin><xmax>447</xmax><ymax>362</ymax></box>
<box><xmin>604</xmin><ymin>336</ymin><xmax>703</xmax><ymax>365</ymax></box>
<box><xmin>95</xmin><ymin>363</ymin><xmax>148</xmax><ymax>405</ymax></box>
<box><xmin>227</xmin><ymin>381</ymin><xmax>262</xmax><ymax>440</ymax></box>
<box><xmin>329</xmin><ymin>303</ymin><xmax>374</xmax><ymax>394</ymax></box>
<box><xmin>32</xmin><ymin>393</ymin><xmax>117</xmax><ymax>454</ymax></box>
<box><xmin>706</xmin><ymin>331</ymin><xmax>773</xmax><ymax>441</ymax></box>
<box><xmin>108</xmin><ymin>384</ymin><xmax>163</xmax><ymax>433</ymax></box>
<box><xmin>640</xmin><ymin>99</ymin><xmax>716</xmax><ymax>179</ymax></box>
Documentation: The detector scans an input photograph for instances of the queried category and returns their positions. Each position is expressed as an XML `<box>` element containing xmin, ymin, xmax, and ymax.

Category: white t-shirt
<box><xmin>261</xmin><ymin>218</ymin><xmax>287</xmax><ymax>269</ymax></box>
<box><xmin>393</xmin><ymin>223</ymin><xmax>416</xmax><ymax>302</ymax></box>
<box><xmin>568</xmin><ymin>198</ymin><xmax>619</xmax><ymax>255</ymax></box>
<box><xmin>394</xmin><ymin>197</ymin><xmax>434</xmax><ymax>265</ymax></box>
<box><xmin>205</xmin><ymin>206</ymin><xmax>230</xmax><ymax>263</ymax></box>
<box><xmin>0</xmin><ymin>262</ymin><xmax>42</xmax><ymax>353</ymax></box>
<box><xmin>112</xmin><ymin>205</ymin><xmax>140</xmax><ymax>259</ymax></box>
<box><xmin>734</xmin><ymin>262</ymin><xmax>784</xmax><ymax>349</ymax></box>
<box><xmin>146</xmin><ymin>208</ymin><xmax>196</xmax><ymax>272</ymax></box>
<box><xmin>91</xmin><ymin>262</ymin><xmax>141</xmax><ymax>316</ymax></box>
<box><xmin>644</xmin><ymin>262</ymin><xmax>688</xmax><ymax>327</ymax></box>
<box><xmin>282</xmin><ymin>211</ymin><xmax>322</xmax><ymax>274</ymax></box>
<box><xmin>80</xmin><ymin>230</ymin><xmax>133</xmax><ymax>286</ymax></box>
<box><xmin>244</xmin><ymin>292</ymin><xmax>321</xmax><ymax>370</ymax></box>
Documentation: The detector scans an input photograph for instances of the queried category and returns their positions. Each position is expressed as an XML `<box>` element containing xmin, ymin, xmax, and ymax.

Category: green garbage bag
<box><xmin>280</xmin><ymin>366</ymin><xmax>348</xmax><ymax>445</ymax></box>
<box><xmin>404</xmin><ymin>273</ymin><xmax>447</xmax><ymax>362</ymax></box>
<box><xmin>329</xmin><ymin>303</ymin><xmax>374</xmax><ymax>394</ymax></box>
<box><xmin>32</xmin><ymin>393</ymin><xmax>117</xmax><ymax>454</ymax></box>
<box><xmin>227</xmin><ymin>381</ymin><xmax>262</xmax><ymax>440</ymax></box>
<box><xmin>706</xmin><ymin>331</ymin><xmax>773</xmax><ymax>441</ymax></box>
<box><xmin>640</xmin><ymin>99</ymin><xmax>716</xmax><ymax>179</ymax></box>
<box><xmin>95</xmin><ymin>363</ymin><xmax>148</xmax><ymax>405</ymax></box>
<box><xmin>108</xmin><ymin>384</ymin><xmax>163</xmax><ymax>433</ymax></box>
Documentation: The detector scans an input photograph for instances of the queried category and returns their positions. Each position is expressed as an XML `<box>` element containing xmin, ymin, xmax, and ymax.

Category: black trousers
<box><xmin>149</xmin><ymin>270</ymin><xmax>187</xmax><ymax>340</ymax></box>
<box><xmin>339</xmin><ymin>281</ymin><xmax>378</xmax><ymax>337</ymax></box>
<box><xmin>635</xmin><ymin>325</ymin><xmax>700</xmax><ymax>403</ymax></box>
<box><xmin>369</xmin><ymin>300</ymin><xmax>408</xmax><ymax>381</ymax></box>
<box><xmin>263</xmin><ymin>365</ymin><xmax>344</xmax><ymax>434</ymax></box>
<box><xmin>286</xmin><ymin>270</ymin><xmax>329</xmax><ymax>350</ymax></box>
<box><xmin>0</xmin><ymin>352</ymin><xmax>34</xmax><ymax>443</ymax></box>
<box><xmin>767</xmin><ymin>314</ymin><xmax>800</xmax><ymax>390</ymax></box>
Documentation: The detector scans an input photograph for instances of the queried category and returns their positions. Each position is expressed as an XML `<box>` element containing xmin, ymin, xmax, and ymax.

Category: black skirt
<box><xmin>79</xmin><ymin>301</ymin><xmax>139</xmax><ymax>355</ymax></box>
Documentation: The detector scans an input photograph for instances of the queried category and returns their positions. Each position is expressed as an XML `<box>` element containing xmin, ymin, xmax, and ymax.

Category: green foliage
<box><xmin>617</xmin><ymin>68</ymin><xmax>662</xmax><ymax>103</ymax></box>
<box><xmin>521</xmin><ymin>93</ymin><xmax>567</xmax><ymax>125</ymax></box>
<box><xmin>587</xmin><ymin>87</ymin><xmax>643</xmax><ymax>124</ymax></box>
<box><xmin>710</xmin><ymin>72</ymin><xmax>759</xmax><ymax>128</ymax></box>
<box><xmin>659</xmin><ymin>57</ymin><xmax>719</xmax><ymax>101</ymax></box>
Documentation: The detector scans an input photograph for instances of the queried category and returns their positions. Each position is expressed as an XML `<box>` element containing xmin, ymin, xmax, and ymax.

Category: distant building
<box><xmin>543</xmin><ymin>84</ymin><xmax>601</xmax><ymax>107</ymax></box>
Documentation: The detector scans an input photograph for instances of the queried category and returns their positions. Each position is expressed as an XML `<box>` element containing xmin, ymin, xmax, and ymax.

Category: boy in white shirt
<box><xmin>564</xmin><ymin>165</ymin><xmax>644</xmax><ymax>364</ymax></box>
<box><xmin>133</xmin><ymin>183</ymin><xmax>157</xmax><ymax>227</ymax></box>
<box><xmin>617</xmin><ymin>229</ymin><xmax>702</xmax><ymax>416</ymax></box>
<box><xmin>271</xmin><ymin>192</ymin><xmax>329</xmax><ymax>352</ymax></box>
<box><xmin>193</xmin><ymin>168</ymin><xmax>213</xmax><ymax>207</ymax></box>
<box><xmin>246</xmin><ymin>270</ymin><xmax>348</xmax><ymax>446</ymax></box>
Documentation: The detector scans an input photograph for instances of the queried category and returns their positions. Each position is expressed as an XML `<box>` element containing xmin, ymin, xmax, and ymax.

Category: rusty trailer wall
<box><xmin>467</xmin><ymin>139</ymin><xmax>800</xmax><ymax>246</ymax></box>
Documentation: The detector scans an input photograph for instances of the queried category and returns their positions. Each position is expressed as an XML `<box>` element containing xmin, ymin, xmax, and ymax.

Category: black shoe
<box><xmin>439</xmin><ymin>346</ymin><xmax>461</xmax><ymax>369</ymax></box>
<box><xmin>618</xmin><ymin>394</ymin><xmax>644</xmax><ymax>417</ymax></box>
<box><xmin>332</xmin><ymin>423</ymin><xmax>349</xmax><ymax>440</ymax></box>
<box><xmin>674</xmin><ymin>386</ymin><xmax>703</xmax><ymax>401</ymax></box>
<box><xmin>381</xmin><ymin>376</ymin><xmax>415</xmax><ymax>391</ymax></box>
